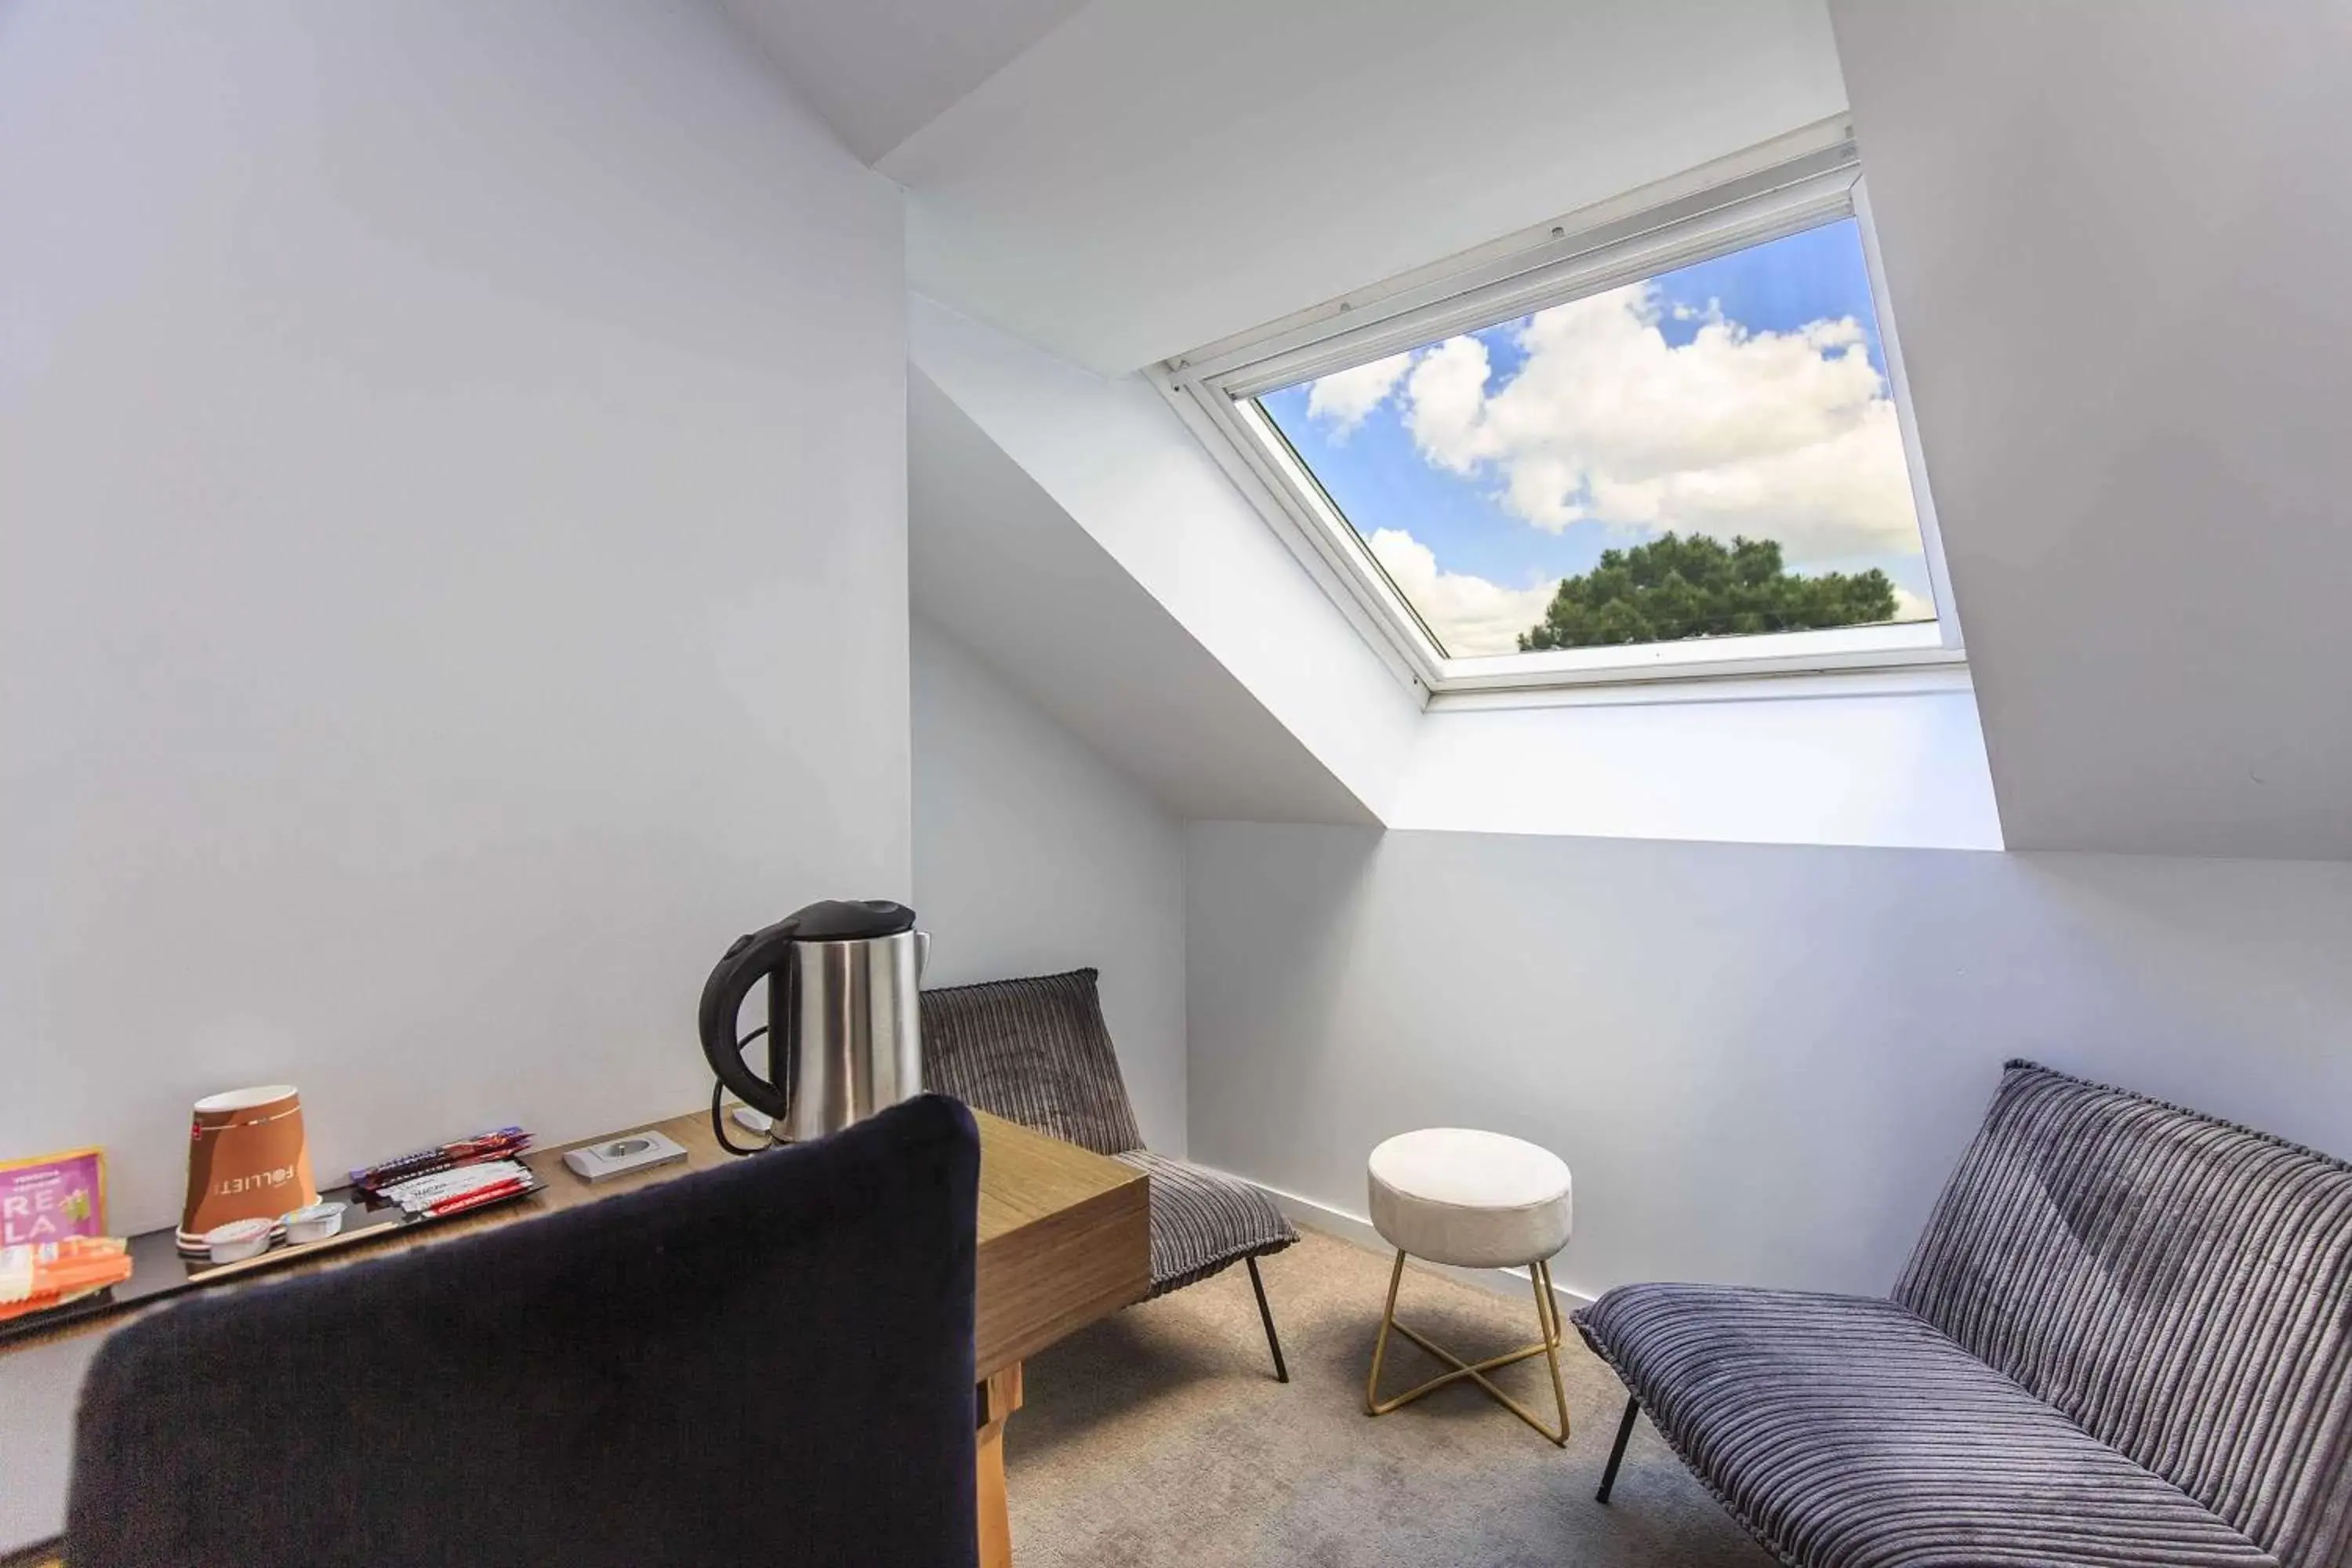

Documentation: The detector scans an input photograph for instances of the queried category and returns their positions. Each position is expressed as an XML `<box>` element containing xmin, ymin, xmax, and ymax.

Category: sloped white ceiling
<box><xmin>911</xmin><ymin>295</ymin><xmax>1426</xmax><ymax>818</ymax></box>
<box><xmin>1833</xmin><ymin>1</ymin><xmax>2352</xmax><ymax>860</ymax></box>
<box><xmin>880</xmin><ymin>0</ymin><xmax>1847</xmax><ymax>372</ymax></box>
<box><xmin>731</xmin><ymin>0</ymin><xmax>2347</xmax><ymax>858</ymax></box>
<box><xmin>715</xmin><ymin>0</ymin><xmax>1089</xmax><ymax>164</ymax></box>
<box><xmin>909</xmin><ymin>365</ymin><xmax>1381</xmax><ymax>826</ymax></box>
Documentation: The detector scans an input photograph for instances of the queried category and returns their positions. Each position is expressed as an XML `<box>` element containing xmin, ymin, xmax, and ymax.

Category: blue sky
<box><xmin>1257</xmin><ymin>218</ymin><xmax>1934</xmax><ymax>655</ymax></box>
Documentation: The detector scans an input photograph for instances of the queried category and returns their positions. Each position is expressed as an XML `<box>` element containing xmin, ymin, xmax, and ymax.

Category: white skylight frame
<box><xmin>1151</xmin><ymin>119</ymin><xmax>1964</xmax><ymax>699</ymax></box>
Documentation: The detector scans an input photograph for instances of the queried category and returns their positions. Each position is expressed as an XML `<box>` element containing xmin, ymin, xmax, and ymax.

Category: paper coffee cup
<box><xmin>178</xmin><ymin>1085</ymin><xmax>317</xmax><ymax>1249</ymax></box>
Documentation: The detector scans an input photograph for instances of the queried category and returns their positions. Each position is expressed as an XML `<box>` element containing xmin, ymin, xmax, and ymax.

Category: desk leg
<box><xmin>976</xmin><ymin>1363</ymin><xmax>1024</xmax><ymax>1568</ymax></box>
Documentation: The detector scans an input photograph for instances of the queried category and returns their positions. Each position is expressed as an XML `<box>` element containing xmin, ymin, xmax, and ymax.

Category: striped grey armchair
<box><xmin>1577</xmin><ymin>1061</ymin><xmax>2352</xmax><ymax>1568</ymax></box>
<box><xmin>921</xmin><ymin>967</ymin><xmax>1298</xmax><ymax>1380</ymax></box>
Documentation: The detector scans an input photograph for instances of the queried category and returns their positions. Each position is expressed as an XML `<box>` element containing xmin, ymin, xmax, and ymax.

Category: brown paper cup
<box><xmin>180</xmin><ymin>1085</ymin><xmax>318</xmax><ymax>1247</ymax></box>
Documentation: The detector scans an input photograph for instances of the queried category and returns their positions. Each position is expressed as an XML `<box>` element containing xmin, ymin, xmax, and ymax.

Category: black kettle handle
<box><xmin>698</xmin><ymin>918</ymin><xmax>799</xmax><ymax>1120</ymax></box>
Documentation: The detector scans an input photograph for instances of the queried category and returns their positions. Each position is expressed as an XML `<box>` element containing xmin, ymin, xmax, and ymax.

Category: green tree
<box><xmin>1518</xmin><ymin>532</ymin><xmax>1896</xmax><ymax>651</ymax></box>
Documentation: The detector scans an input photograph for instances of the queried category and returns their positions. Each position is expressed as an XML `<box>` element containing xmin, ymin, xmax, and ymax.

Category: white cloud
<box><xmin>1892</xmin><ymin>584</ymin><xmax>1935</xmax><ymax>622</ymax></box>
<box><xmin>1399</xmin><ymin>281</ymin><xmax>1922</xmax><ymax>564</ymax></box>
<box><xmin>1305</xmin><ymin>351</ymin><xmax>1413</xmax><ymax>438</ymax></box>
<box><xmin>1367</xmin><ymin>528</ymin><xmax>1555</xmax><ymax>657</ymax></box>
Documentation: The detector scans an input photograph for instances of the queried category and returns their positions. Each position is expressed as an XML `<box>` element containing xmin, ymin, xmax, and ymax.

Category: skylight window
<box><xmin>1158</xmin><ymin>129</ymin><xmax>1961</xmax><ymax>695</ymax></box>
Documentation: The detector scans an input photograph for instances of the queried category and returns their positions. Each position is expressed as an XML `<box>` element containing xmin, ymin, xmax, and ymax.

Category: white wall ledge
<box><xmin>1391</xmin><ymin>675</ymin><xmax>2003</xmax><ymax>851</ymax></box>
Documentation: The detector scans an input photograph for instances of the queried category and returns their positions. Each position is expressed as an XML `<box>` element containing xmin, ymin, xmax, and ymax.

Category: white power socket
<box><xmin>562</xmin><ymin>1130</ymin><xmax>688</xmax><ymax>1183</ymax></box>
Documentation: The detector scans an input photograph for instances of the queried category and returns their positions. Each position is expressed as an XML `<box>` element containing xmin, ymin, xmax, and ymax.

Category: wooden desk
<box><xmin>0</xmin><ymin>1105</ymin><xmax>1150</xmax><ymax>1568</ymax></box>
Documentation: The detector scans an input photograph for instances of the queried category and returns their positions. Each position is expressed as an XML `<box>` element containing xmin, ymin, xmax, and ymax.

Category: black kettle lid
<box><xmin>784</xmin><ymin>898</ymin><xmax>917</xmax><ymax>941</ymax></box>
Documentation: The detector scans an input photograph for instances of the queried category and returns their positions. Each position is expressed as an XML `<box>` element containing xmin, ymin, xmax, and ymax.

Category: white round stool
<box><xmin>1363</xmin><ymin>1127</ymin><xmax>1574</xmax><ymax>1445</ymax></box>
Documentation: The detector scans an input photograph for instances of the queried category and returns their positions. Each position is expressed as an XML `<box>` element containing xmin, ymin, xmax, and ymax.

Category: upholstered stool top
<box><xmin>1367</xmin><ymin>1128</ymin><xmax>1573</xmax><ymax>1270</ymax></box>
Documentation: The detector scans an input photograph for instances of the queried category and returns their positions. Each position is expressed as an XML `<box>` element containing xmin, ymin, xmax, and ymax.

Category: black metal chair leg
<box><xmin>1245</xmin><ymin>1255</ymin><xmax>1289</xmax><ymax>1383</ymax></box>
<box><xmin>1596</xmin><ymin>1395</ymin><xmax>1640</xmax><ymax>1503</ymax></box>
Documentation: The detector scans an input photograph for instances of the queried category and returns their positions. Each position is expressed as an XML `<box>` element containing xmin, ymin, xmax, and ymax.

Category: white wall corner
<box><xmin>911</xmin><ymin>619</ymin><xmax>1191</xmax><ymax>1154</ymax></box>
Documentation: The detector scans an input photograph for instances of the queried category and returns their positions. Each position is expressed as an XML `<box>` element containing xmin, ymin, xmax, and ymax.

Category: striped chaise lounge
<box><xmin>1576</xmin><ymin>1060</ymin><xmax>2352</xmax><ymax>1568</ymax></box>
<box><xmin>921</xmin><ymin>967</ymin><xmax>1298</xmax><ymax>1379</ymax></box>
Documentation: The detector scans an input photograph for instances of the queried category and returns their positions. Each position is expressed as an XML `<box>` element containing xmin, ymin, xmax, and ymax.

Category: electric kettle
<box><xmin>699</xmin><ymin>898</ymin><xmax>930</xmax><ymax>1147</ymax></box>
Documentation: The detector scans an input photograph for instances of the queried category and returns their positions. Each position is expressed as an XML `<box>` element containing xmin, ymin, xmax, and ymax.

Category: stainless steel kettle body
<box><xmin>769</xmin><ymin>927</ymin><xmax>929</xmax><ymax>1143</ymax></box>
<box><xmin>699</xmin><ymin>899</ymin><xmax>930</xmax><ymax>1144</ymax></box>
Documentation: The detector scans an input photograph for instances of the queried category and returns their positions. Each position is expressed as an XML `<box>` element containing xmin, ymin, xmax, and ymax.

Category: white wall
<box><xmin>0</xmin><ymin>1</ymin><xmax>910</xmax><ymax>1244</ymax></box>
<box><xmin>1185</xmin><ymin>822</ymin><xmax>2352</xmax><ymax>1302</ymax></box>
<box><xmin>1829</xmin><ymin>1</ymin><xmax>2352</xmax><ymax>859</ymax></box>
<box><xmin>912</xmin><ymin>621</ymin><xmax>1187</xmax><ymax>1152</ymax></box>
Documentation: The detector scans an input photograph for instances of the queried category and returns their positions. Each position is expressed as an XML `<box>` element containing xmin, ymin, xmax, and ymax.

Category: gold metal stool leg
<box><xmin>1364</xmin><ymin>1249</ymin><xmax>1571</xmax><ymax>1446</ymax></box>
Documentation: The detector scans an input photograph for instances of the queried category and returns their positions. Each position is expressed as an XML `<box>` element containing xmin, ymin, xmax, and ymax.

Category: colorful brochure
<box><xmin>0</xmin><ymin>1147</ymin><xmax>107</xmax><ymax>1248</ymax></box>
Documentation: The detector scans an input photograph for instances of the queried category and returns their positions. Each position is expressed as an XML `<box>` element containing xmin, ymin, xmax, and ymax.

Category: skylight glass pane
<box><xmin>1253</xmin><ymin>218</ymin><xmax>1936</xmax><ymax>660</ymax></box>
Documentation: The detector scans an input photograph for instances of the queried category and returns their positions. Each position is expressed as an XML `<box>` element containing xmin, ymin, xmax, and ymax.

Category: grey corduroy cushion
<box><xmin>1112</xmin><ymin>1149</ymin><xmax>1298</xmax><ymax>1298</ymax></box>
<box><xmin>920</xmin><ymin>968</ymin><xmax>1144</xmax><ymax>1157</ymax></box>
<box><xmin>922</xmin><ymin>967</ymin><xmax>1295</xmax><ymax>1296</ymax></box>
<box><xmin>1577</xmin><ymin>1284</ymin><xmax>2278</xmax><ymax>1568</ymax></box>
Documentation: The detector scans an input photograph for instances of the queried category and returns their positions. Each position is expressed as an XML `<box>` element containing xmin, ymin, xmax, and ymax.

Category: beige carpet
<box><xmin>1006</xmin><ymin>1228</ymin><xmax>1772</xmax><ymax>1566</ymax></box>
